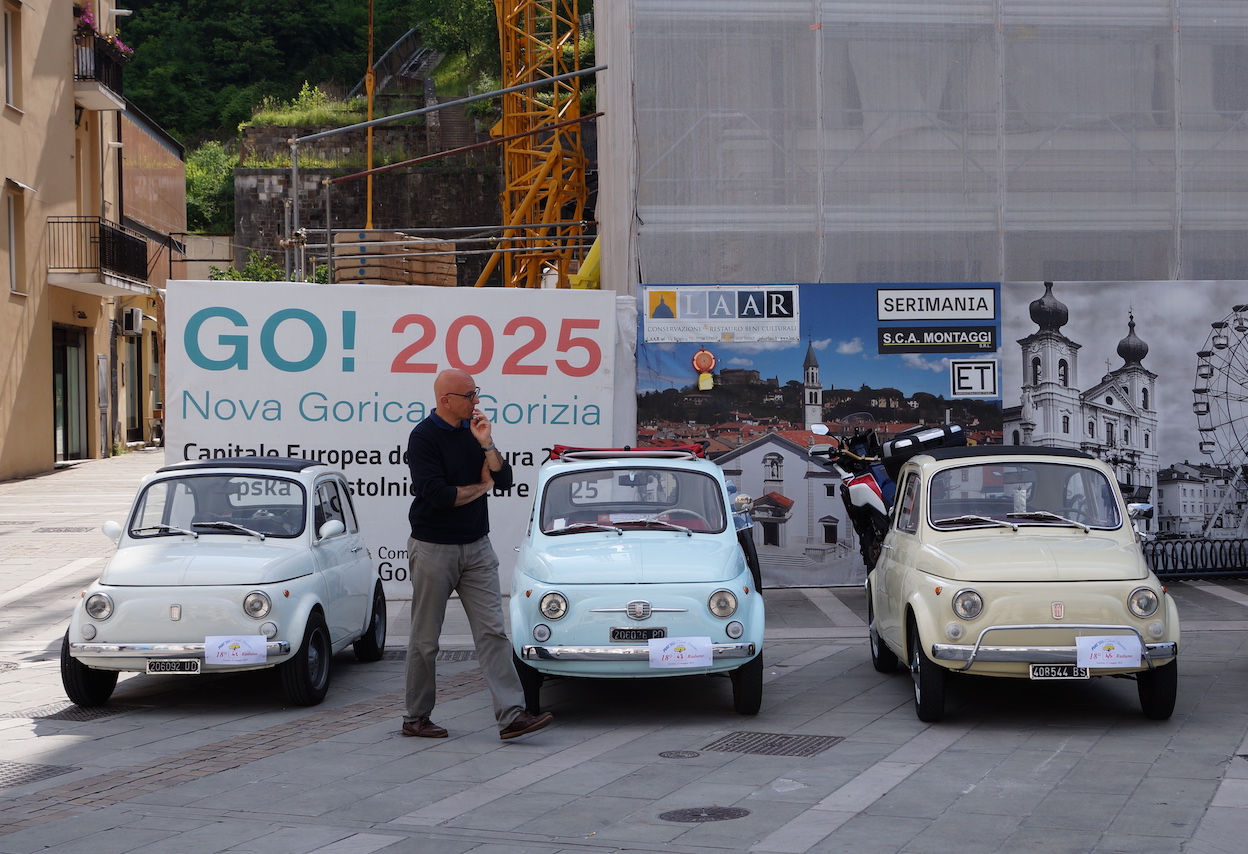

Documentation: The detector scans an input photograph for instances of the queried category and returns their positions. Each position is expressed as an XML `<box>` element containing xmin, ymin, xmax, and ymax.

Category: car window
<box><xmin>314</xmin><ymin>481</ymin><xmax>347</xmax><ymax>536</ymax></box>
<box><xmin>928</xmin><ymin>461</ymin><xmax>1122</xmax><ymax>529</ymax></box>
<box><xmin>895</xmin><ymin>474</ymin><xmax>921</xmax><ymax>533</ymax></box>
<box><xmin>540</xmin><ymin>467</ymin><xmax>728</xmax><ymax>533</ymax></box>
<box><xmin>130</xmin><ymin>474</ymin><xmax>306</xmax><ymax>537</ymax></box>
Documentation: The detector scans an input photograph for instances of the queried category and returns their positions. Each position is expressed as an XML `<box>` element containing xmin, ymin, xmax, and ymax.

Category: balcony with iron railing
<box><xmin>73</xmin><ymin>31</ymin><xmax>126</xmax><ymax>111</ymax></box>
<box><xmin>47</xmin><ymin>217</ymin><xmax>150</xmax><ymax>296</ymax></box>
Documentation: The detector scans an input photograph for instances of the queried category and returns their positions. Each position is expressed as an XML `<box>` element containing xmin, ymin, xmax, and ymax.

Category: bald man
<box><xmin>401</xmin><ymin>369</ymin><xmax>553</xmax><ymax>740</ymax></box>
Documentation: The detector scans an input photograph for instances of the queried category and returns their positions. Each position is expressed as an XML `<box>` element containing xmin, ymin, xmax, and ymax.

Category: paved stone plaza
<box><xmin>1</xmin><ymin>449</ymin><xmax>1247</xmax><ymax>854</ymax></box>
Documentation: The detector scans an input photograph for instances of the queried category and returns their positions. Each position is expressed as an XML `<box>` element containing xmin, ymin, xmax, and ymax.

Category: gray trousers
<box><xmin>404</xmin><ymin>535</ymin><xmax>525</xmax><ymax>729</ymax></box>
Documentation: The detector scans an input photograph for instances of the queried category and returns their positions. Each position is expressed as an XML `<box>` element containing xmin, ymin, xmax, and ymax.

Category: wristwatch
<box><xmin>482</xmin><ymin>443</ymin><xmax>497</xmax><ymax>452</ymax></box>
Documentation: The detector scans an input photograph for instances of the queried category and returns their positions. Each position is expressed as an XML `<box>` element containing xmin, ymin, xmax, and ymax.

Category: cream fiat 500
<box><xmin>510</xmin><ymin>447</ymin><xmax>765</xmax><ymax>715</ymax></box>
<box><xmin>868</xmin><ymin>445</ymin><xmax>1178</xmax><ymax>722</ymax></box>
<box><xmin>61</xmin><ymin>457</ymin><xmax>386</xmax><ymax>707</ymax></box>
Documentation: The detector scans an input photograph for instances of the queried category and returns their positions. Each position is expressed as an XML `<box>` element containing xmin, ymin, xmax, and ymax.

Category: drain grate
<box><xmin>34</xmin><ymin>526</ymin><xmax>96</xmax><ymax>533</ymax></box>
<box><xmin>703</xmin><ymin>731</ymin><xmax>843</xmax><ymax>758</ymax></box>
<box><xmin>382</xmin><ymin>649</ymin><xmax>478</xmax><ymax>662</ymax></box>
<box><xmin>1</xmin><ymin>702</ymin><xmax>144</xmax><ymax>721</ymax></box>
<box><xmin>660</xmin><ymin>806</ymin><xmax>751</xmax><ymax>823</ymax></box>
<box><xmin>660</xmin><ymin>750</ymin><xmax>701</xmax><ymax>759</ymax></box>
<box><xmin>0</xmin><ymin>761</ymin><xmax>80</xmax><ymax>789</ymax></box>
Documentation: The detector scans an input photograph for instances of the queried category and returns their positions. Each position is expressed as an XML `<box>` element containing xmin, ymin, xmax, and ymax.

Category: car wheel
<box><xmin>908</xmin><ymin>617</ymin><xmax>945</xmax><ymax>722</ymax></box>
<box><xmin>869</xmin><ymin>595</ymin><xmax>899</xmax><ymax>674</ymax></box>
<box><xmin>60</xmin><ymin>632</ymin><xmax>118</xmax><ymax>707</ymax></box>
<box><xmin>513</xmin><ymin>652</ymin><xmax>544</xmax><ymax>714</ymax></box>
<box><xmin>282</xmin><ymin>611</ymin><xmax>331</xmax><ymax>706</ymax></box>
<box><xmin>1137</xmin><ymin>659</ymin><xmax>1177</xmax><ymax>720</ymax></box>
<box><xmin>730</xmin><ymin>652</ymin><xmax>763</xmax><ymax>715</ymax></box>
<box><xmin>738</xmin><ymin>528</ymin><xmax>763</xmax><ymax>590</ymax></box>
<box><xmin>352</xmin><ymin>582</ymin><xmax>387</xmax><ymax>662</ymax></box>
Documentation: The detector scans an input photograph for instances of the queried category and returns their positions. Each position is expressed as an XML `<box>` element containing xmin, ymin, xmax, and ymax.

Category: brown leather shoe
<box><xmin>401</xmin><ymin>717</ymin><xmax>448</xmax><ymax>738</ymax></box>
<box><xmin>500</xmin><ymin>710</ymin><xmax>553</xmax><ymax>740</ymax></box>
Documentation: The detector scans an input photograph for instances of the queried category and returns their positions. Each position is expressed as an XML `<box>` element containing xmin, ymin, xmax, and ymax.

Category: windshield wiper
<box><xmin>545</xmin><ymin>522</ymin><xmax>623</xmax><ymax>536</ymax></box>
<box><xmin>192</xmin><ymin>521</ymin><xmax>266</xmax><ymax>540</ymax></box>
<box><xmin>636</xmin><ymin>517</ymin><xmax>693</xmax><ymax>536</ymax></box>
<box><xmin>133</xmin><ymin>523</ymin><xmax>199</xmax><ymax>538</ymax></box>
<box><xmin>933</xmin><ymin>514</ymin><xmax>1019</xmax><ymax>532</ymax></box>
<box><xmin>1007</xmin><ymin>510</ymin><xmax>1090</xmax><ymax>532</ymax></box>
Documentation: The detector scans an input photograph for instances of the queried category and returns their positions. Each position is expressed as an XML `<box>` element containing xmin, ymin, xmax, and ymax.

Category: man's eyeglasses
<box><xmin>445</xmin><ymin>387</ymin><xmax>481</xmax><ymax>401</ymax></box>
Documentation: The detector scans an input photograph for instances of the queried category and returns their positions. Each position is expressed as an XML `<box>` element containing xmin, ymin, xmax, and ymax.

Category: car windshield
<box><xmin>928</xmin><ymin>461</ymin><xmax>1122</xmax><ymax>530</ymax></box>
<box><xmin>539</xmin><ymin>466</ymin><xmax>728</xmax><ymax>534</ymax></box>
<box><xmin>130</xmin><ymin>474</ymin><xmax>306</xmax><ymax>538</ymax></box>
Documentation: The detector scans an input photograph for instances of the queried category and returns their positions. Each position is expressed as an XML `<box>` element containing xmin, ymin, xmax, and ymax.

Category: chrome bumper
<box><xmin>521</xmin><ymin>642</ymin><xmax>756</xmax><ymax>662</ymax></box>
<box><xmin>70</xmin><ymin>641</ymin><xmax>291</xmax><ymax>658</ymax></box>
<box><xmin>930</xmin><ymin>623</ymin><xmax>1177</xmax><ymax>672</ymax></box>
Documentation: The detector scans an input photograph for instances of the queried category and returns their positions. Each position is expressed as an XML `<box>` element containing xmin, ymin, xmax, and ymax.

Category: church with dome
<box><xmin>1002</xmin><ymin>282</ymin><xmax>1159</xmax><ymax>504</ymax></box>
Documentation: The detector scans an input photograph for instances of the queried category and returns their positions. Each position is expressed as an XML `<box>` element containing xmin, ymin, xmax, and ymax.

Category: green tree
<box><xmin>208</xmin><ymin>250</ymin><xmax>284</xmax><ymax>281</ymax></box>
<box><xmin>185</xmin><ymin>141</ymin><xmax>236</xmax><ymax>233</ymax></box>
<box><xmin>411</xmin><ymin>0</ymin><xmax>500</xmax><ymax>81</ymax></box>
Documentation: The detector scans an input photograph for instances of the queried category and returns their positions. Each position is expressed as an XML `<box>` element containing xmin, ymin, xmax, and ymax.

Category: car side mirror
<box><xmin>102</xmin><ymin>520</ymin><xmax>123</xmax><ymax>544</ymax></box>
<box><xmin>733</xmin><ymin>493</ymin><xmax>754</xmax><ymax>514</ymax></box>
<box><xmin>1128</xmin><ymin>502</ymin><xmax>1154</xmax><ymax>521</ymax></box>
<box><xmin>317</xmin><ymin>519</ymin><xmax>345</xmax><ymax>540</ymax></box>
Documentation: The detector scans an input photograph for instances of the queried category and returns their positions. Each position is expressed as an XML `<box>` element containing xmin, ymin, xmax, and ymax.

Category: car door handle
<box><xmin>350</xmin><ymin>546</ymin><xmax>364</xmax><ymax>553</ymax></box>
<box><xmin>880</xmin><ymin>543</ymin><xmax>893</xmax><ymax>550</ymax></box>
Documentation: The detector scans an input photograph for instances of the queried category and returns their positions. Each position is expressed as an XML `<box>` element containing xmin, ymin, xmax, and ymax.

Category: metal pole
<box><xmin>290</xmin><ymin>138</ymin><xmax>301</xmax><ymax>281</ymax></box>
<box><xmin>325</xmin><ymin>178</ymin><xmax>334</xmax><ymax>284</ymax></box>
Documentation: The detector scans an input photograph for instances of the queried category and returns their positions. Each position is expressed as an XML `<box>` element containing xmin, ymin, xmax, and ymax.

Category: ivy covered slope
<box><xmin>121</xmin><ymin>0</ymin><xmax>415</xmax><ymax>141</ymax></box>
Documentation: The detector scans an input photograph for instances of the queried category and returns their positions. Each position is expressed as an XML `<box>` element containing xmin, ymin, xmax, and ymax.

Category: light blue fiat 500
<box><xmin>510</xmin><ymin>446</ymin><xmax>765</xmax><ymax>714</ymax></box>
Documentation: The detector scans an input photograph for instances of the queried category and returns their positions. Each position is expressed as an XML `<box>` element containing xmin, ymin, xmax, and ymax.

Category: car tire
<box><xmin>513</xmin><ymin>652</ymin><xmax>544</xmax><ymax>714</ymax></box>
<box><xmin>908</xmin><ymin>617</ymin><xmax>945</xmax><ymax>722</ymax></box>
<box><xmin>1137</xmin><ymin>659</ymin><xmax>1177</xmax><ymax>720</ymax></box>
<box><xmin>730</xmin><ymin>652</ymin><xmax>763</xmax><ymax>715</ymax></box>
<box><xmin>282</xmin><ymin>611</ymin><xmax>331</xmax><ymax>706</ymax></box>
<box><xmin>738</xmin><ymin>529</ymin><xmax>763</xmax><ymax>590</ymax></box>
<box><xmin>869</xmin><ymin>595</ymin><xmax>899</xmax><ymax>674</ymax></box>
<box><xmin>353</xmin><ymin>582</ymin><xmax>387</xmax><ymax>662</ymax></box>
<box><xmin>60</xmin><ymin>632</ymin><xmax>118</xmax><ymax>707</ymax></box>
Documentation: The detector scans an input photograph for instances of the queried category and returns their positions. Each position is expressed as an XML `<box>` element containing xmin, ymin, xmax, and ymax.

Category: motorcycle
<box><xmin>811</xmin><ymin>419</ymin><xmax>966</xmax><ymax>569</ymax></box>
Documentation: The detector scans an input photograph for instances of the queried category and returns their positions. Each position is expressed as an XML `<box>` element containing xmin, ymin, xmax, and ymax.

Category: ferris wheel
<box><xmin>1193</xmin><ymin>304</ymin><xmax>1248</xmax><ymax>533</ymax></box>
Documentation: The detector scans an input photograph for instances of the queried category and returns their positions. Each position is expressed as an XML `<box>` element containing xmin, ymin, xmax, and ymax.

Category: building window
<box><xmin>3</xmin><ymin>3</ymin><xmax>18</xmax><ymax>109</ymax></box>
<box><xmin>1031</xmin><ymin>357</ymin><xmax>1041</xmax><ymax>385</ymax></box>
<box><xmin>1012</xmin><ymin>430</ymin><xmax>1020</xmax><ymax>445</ymax></box>
<box><xmin>825</xmin><ymin>484</ymin><xmax>836</xmax><ymax>497</ymax></box>
<box><xmin>1062</xmin><ymin>415</ymin><xmax>1070</xmax><ymax>433</ymax></box>
<box><xmin>1088</xmin><ymin>420</ymin><xmax>1095</xmax><ymax>438</ymax></box>
<box><xmin>4</xmin><ymin>187</ymin><xmax>22</xmax><ymax>294</ymax></box>
<box><xmin>1142</xmin><ymin>388</ymin><xmax>1149</xmax><ymax>409</ymax></box>
<box><xmin>1058</xmin><ymin>359</ymin><xmax>1068</xmax><ymax>386</ymax></box>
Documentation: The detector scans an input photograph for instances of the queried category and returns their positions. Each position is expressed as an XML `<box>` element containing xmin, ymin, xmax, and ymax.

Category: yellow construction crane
<box><xmin>476</xmin><ymin>0</ymin><xmax>588</xmax><ymax>288</ymax></box>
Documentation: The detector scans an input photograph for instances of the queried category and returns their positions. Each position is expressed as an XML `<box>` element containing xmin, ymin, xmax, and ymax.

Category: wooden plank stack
<box><xmin>332</xmin><ymin>232</ymin><xmax>457</xmax><ymax>286</ymax></box>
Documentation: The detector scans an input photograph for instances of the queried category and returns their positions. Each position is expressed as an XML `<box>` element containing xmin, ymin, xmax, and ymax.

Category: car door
<box><xmin>876</xmin><ymin>470</ymin><xmax>922</xmax><ymax>652</ymax></box>
<box><xmin>312</xmin><ymin>477</ymin><xmax>370</xmax><ymax>643</ymax></box>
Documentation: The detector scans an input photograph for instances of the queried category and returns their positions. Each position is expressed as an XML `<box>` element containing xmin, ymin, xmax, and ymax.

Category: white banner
<box><xmin>165</xmin><ymin>281</ymin><xmax>618</xmax><ymax>597</ymax></box>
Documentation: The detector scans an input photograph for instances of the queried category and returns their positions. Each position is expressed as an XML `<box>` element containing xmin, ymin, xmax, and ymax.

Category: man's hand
<box><xmin>470</xmin><ymin>409</ymin><xmax>492</xmax><ymax>446</ymax></box>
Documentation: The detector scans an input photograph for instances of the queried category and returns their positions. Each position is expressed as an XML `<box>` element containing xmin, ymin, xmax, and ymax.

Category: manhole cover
<box><xmin>703</xmin><ymin>731</ymin><xmax>843</xmax><ymax>757</ymax></box>
<box><xmin>34</xmin><ymin>527</ymin><xmax>95</xmax><ymax>533</ymax></box>
<box><xmin>660</xmin><ymin>750</ymin><xmax>701</xmax><ymax>759</ymax></box>
<box><xmin>659</xmin><ymin>806</ymin><xmax>750</xmax><ymax>823</ymax></box>
<box><xmin>0</xmin><ymin>761</ymin><xmax>80</xmax><ymax>789</ymax></box>
<box><xmin>1</xmin><ymin>702</ymin><xmax>143</xmax><ymax>721</ymax></box>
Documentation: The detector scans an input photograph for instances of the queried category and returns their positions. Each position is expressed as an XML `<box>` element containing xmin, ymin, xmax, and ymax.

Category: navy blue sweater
<box><xmin>406</xmin><ymin>412</ymin><xmax>514</xmax><ymax>544</ymax></box>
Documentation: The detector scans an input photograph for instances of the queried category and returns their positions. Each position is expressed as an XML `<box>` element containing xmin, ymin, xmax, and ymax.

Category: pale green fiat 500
<box><xmin>868</xmin><ymin>445</ymin><xmax>1179</xmax><ymax>722</ymax></box>
<box><xmin>510</xmin><ymin>446</ymin><xmax>765</xmax><ymax>715</ymax></box>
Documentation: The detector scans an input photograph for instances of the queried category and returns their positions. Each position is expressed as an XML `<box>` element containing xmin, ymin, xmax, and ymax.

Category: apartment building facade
<box><xmin>2</xmin><ymin>0</ymin><xmax>184</xmax><ymax>481</ymax></box>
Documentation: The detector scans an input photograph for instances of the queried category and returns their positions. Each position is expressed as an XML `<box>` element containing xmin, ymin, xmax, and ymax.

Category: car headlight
<box><xmin>85</xmin><ymin>593</ymin><xmax>113</xmax><ymax>620</ymax></box>
<box><xmin>1128</xmin><ymin>587</ymin><xmax>1159</xmax><ymax>618</ymax></box>
<box><xmin>243</xmin><ymin>591</ymin><xmax>272</xmax><ymax>619</ymax></box>
<box><xmin>709</xmin><ymin>589</ymin><xmax>738</xmax><ymax>618</ymax></box>
<box><xmin>951</xmin><ymin>589</ymin><xmax>983</xmax><ymax>620</ymax></box>
<box><xmin>539</xmin><ymin>592</ymin><xmax>568</xmax><ymax>620</ymax></box>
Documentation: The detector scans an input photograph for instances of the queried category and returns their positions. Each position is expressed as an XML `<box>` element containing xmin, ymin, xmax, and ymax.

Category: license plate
<box><xmin>146</xmin><ymin>659</ymin><xmax>200</xmax><ymax>674</ymax></box>
<box><xmin>610</xmin><ymin>627</ymin><xmax>667</xmax><ymax>642</ymax></box>
<box><xmin>1029</xmin><ymin>664</ymin><xmax>1089</xmax><ymax>680</ymax></box>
